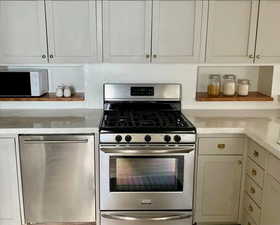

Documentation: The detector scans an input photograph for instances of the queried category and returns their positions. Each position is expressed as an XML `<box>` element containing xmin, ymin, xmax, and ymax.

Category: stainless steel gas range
<box><xmin>99</xmin><ymin>83</ymin><xmax>196</xmax><ymax>225</ymax></box>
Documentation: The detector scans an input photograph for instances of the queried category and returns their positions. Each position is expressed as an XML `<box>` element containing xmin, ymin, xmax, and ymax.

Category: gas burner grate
<box><xmin>102</xmin><ymin>110</ymin><xmax>189</xmax><ymax>130</ymax></box>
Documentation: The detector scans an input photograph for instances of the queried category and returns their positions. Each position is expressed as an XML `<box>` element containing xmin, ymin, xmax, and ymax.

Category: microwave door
<box><xmin>0</xmin><ymin>73</ymin><xmax>32</xmax><ymax>97</ymax></box>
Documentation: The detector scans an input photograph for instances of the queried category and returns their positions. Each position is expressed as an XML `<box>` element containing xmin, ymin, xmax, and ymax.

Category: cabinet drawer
<box><xmin>248</xmin><ymin>139</ymin><xmax>267</xmax><ymax>168</ymax></box>
<box><xmin>243</xmin><ymin>212</ymin><xmax>257</xmax><ymax>225</ymax></box>
<box><xmin>244</xmin><ymin>194</ymin><xmax>261</xmax><ymax>225</ymax></box>
<box><xmin>245</xmin><ymin>175</ymin><xmax>263</xmax><ymax>207</ymax></box>
<box><xmin>246</xmin><ymin>158</ymin><xmax>264</xmax><ymax>188</ymax></box>
<box><xmin>267</xmin><ymin>154</ymin><xmax>280</xmax><ymax>183</ymax></box>
<box><xmin>199</xmin><ymin>137</ymin><xmax>244</xmax><ymax>155</ymax></box>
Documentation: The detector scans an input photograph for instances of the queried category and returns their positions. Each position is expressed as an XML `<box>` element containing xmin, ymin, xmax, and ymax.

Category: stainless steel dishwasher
<box><xmin>19</xmin><ymin>135</ymin><xmax>95</xmax><ymax>224</ymax></box>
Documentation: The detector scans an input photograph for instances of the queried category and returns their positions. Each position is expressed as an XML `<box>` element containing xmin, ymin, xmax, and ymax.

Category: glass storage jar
<box><xmin>223</xmin><ymin>74</ymin><xmax>236</xmax><ymax>96</ymax></box>
<box><xmin>238</xmin><ymin>79</ymin><xmax>250</xmax><ymax>96</ymax></box>
<box><xmin>207</xmin><ymin>74</ymin><xmax>221</xmax><ymax>97</ymax></box>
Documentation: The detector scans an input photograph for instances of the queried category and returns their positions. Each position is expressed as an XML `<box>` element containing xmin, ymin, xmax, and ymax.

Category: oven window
<box><xmin>110</xmin><ymin>156</ymin><xmax>184</xmax><ymax>192</ymax></box>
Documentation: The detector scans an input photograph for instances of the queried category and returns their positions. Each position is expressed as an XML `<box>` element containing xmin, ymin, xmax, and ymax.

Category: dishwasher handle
<box><xmin>23</xmin><ymin>139</ymin><xmax>88</xmax><ymax>144</ymax></box>
<box><xmin>102</xmin><ymin>213</ymin><xmax>192</xmax><ymax>221</ymax></box>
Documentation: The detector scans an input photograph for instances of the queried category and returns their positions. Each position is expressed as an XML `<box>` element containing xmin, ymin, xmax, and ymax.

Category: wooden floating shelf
<box><xmin>0</xmin><ymin>92</ymin><xmax>85</xmax><ymax>101</ymax></box>
<box><xmin>196</xmin><ymin>92</ymin><xmax>273</xmax><ymax>102</ymax></box>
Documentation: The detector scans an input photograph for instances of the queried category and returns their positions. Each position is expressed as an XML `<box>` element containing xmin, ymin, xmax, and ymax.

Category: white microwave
<box><xmin>0</xmin><ymin>69</ymin><xmax>49</xmax><ymax>97</ymax></box>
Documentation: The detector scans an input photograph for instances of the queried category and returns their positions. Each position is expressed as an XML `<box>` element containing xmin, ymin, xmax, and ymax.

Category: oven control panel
<box><xmin>100</xmin><ymin>133</ymin><xmax>196</xmax><ymax>144</ymax></box>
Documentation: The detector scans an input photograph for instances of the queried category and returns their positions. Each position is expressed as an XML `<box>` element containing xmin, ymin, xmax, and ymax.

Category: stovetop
<box><xmin>99</xmin><ymin>110</ymin><xmax>195</xmax><ymax>133</ymax></box>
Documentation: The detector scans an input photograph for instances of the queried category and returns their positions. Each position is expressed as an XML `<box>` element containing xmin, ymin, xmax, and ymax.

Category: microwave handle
<box><xmin>100</xmin><ymin>146</ymin><xmax>195</xmax><ymax>154</ymax></box>
<box><xmin>102</xmin><ymin>213</ymin><xmax>192</xmax><ymax>221</ymax></box>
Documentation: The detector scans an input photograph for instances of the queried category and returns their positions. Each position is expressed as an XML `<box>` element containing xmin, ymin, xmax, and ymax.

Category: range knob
<box><xmin>164</xmin><ymin>135</ymin><xmax>171</xmax><ymax>143</ymax></box>
<box><xmin>125</xmin><ymin>135</ymin><xmax>132</xmax><ymax>143</ymax></box>
<box><xmin>174</xmin><ymin>135</ymin><xmax>181</xmax><ymax>143</ymax></box>
<box><xmin>115</xmin><ymin>135</ymin><xmax>122</xmax><ymax>143</ymax></box>
<box><xmin>144</xmin><ymin>135</ymin><xmax>151</xmax><ymax>143</ymax></box>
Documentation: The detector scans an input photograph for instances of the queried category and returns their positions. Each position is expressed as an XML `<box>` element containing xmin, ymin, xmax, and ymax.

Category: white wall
<box><xmin>1</xmin><ymin>64</ymin><xmax>280</xmax><ymax>109</ymax></box>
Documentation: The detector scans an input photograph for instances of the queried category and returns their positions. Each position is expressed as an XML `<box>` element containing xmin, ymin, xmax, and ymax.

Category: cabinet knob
<box><xmin>251</xmin><ymin>169</ymin><xmax>257</xmax><ymax>176</ymax></box>
<box><xmin>146</xmin><ymin>54</ymin><xmax>150</xmax><ymax>59</ymax></box>
<box><xmin>238</xmin><ymin>160</ymin><xmax>242</xmax><ymax>165</ymax></box>
<box><xmin>256</xmin><ymin>55</ymin><xmax>261</xmax><ymax>59</ymax></box>
<box><xmin>253</xmin><ymin>150</ymin><xmax>259</xmax><ymax>157</ymax></box>
<box><xmin>248</xmin><ymin>204</ymin><xmax>253</xmax><ymax>212</ymax></box>
<box><xmin>249</xmin><ymin>54</ymin><xmax>254</xmax><ymax>59</ymax></box>
<box><xmin>248</xmin><ymin>222</ymin><xmax>251</xmax><ymax>225</ymax></box>
<box><xmin>42</xmin><ymin>54</ymin><xmax>46</xmax><ymax>59</ymax></box>
<box><xmin>250</xmin><ymin>187</ymin><xmax>256</xmax><ymax>194</ymax></box>
<box><xmin>153</xmin><ymin>54</ymin><xmax>157</xmax><ymax>58</ymax></box>
<box><xmin>217</xmin><ymin>144</ymin><xmax>225</xmax><ymax>149</ymax></box>
<box><xmin>50</xmin><ymin>54</ymin><xmax>54</xmax><ymax>59</ymax></box>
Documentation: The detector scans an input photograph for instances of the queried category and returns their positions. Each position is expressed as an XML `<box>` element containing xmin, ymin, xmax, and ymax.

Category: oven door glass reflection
<box><xmin>110</xmin><ymin>156</ymin><xmax>184</xmax><ymax>192</ymax></box>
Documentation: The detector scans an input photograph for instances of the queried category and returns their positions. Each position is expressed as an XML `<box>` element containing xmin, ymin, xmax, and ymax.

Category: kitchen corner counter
<box><xmin>0</xmin><ymin>109</ymin><xmax>103</xmax><ymax>134</ymax></box>
<box><xmin>183</xmin><ymin>109</ymin><xmax>280</xmax><ymax>159</ymax></box>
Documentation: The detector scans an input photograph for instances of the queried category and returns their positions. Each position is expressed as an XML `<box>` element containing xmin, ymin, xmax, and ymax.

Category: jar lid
<box><xmin>238</xmin><ymin>79</ymin><xmax>250</xmax><ymax>84</ymax></box>
<box><xmin>223</xmin><ymin>74</ymin><xmax>236</xmax><ymax>80</ymax></box>
<box><xmin>209</xmin><ymin>74</ymin><xmax>221</xmax><ymax>80</ymax></box>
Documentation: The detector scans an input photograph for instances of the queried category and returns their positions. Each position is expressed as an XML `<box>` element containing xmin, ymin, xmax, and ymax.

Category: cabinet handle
<box><xmin>41</xmin><ymin>54</ymin><xmax>46</xmax><ymax>59</ymax></box>
<box><xmin>249</xmin><ymin>54</ymin><xmax>254</xmax><ymax>59</ymax></box>
<box><xmin>146</xmin><ymin>54</ymin><xmax>150</xmax><ymax>59</ymax></box>
<box><xmin>50</xmin><ymin>54</ymin><xmax>54</xmax><ymax>59</ymax></box>
<box><xmin>256</xmin><ymin>55</ymin><xmax>261</xmax><ymax>59</ymax></box>
<box><xmin>248</xmin><ymin>204</ymin><xmax>253</xmax><ymax>212</ymax></box>
<box><xmin>251</xmin><ymin>169</ymin><xmax>257</xmax><ymax>176</ymax></box>
<box><xmin>217</xmin><ymin>144</ymin><xmax>225</xmax><ymax>149</ymax></box>
<box><xmin>153</xmin><ymin>54</ymin><xmax>157</xmax><ymax>58</ymax></box>
<box><xmin>253</xmin><ymin>150</ymin><xmax>259</xmax><ymax>157</ymax></box>
<box><xmin>250</xmin><ymin>187</ymin><xmax>256</xmax><ymax>194</ymax></box>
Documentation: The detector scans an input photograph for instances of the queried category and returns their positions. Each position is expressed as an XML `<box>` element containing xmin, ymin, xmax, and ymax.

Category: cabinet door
<box><xmin>46</xmin><ymin>0</ymin><xmax>98</xmax><ymax>63</ymax></box>
<box><xmin>103</xmin><ymin>0</ymin><xmax>152</xmax><ymax>63</ymax></box>
<box><xmin>206</xmin><ymin>0</ymin><xmax>258</xmax><ymax>63</ymax></box>
<box><xmin>262</xmin><ymin>174</ymin><xmax>280</xmax><ymax>225</ymax></box>
<box><xmin>255</xmin><ymin>1</ymin><xmax>280</xmax><ymax>63</ymax></box>
<box><xmin>195</xmin><ymin>156</ymin><xmax>243</xmax><ymax>223</ymax></box>
<box><xmin>152</xmin><ymin>0</ymin><xmax>204</xmax><ymax>63</ymax></box>
<box><xmin>0</xmin><ymin>0</ymin><xmax>48</xmax><ymax>64</ymax></box>
<box><xmin>0</xmin><ymin>138</ymin><xmax>21</xmax><ymax>225</ymax></box>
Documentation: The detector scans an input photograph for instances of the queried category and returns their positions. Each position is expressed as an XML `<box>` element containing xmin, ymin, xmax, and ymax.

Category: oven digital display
<box><xmin>130</xmin><ymin>87</ymin><xmax>154</xmax><ymax>96</ymax></box>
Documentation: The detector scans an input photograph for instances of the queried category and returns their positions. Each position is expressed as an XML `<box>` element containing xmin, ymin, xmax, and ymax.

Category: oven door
<box><xmin>100</xmin><ymin>145</ymin><xmax>195</xmax><ymax>210</ymax></box>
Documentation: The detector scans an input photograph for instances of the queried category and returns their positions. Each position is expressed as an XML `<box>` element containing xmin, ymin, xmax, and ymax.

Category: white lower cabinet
<box><xmin>0</xmin><ymin>138</ymin><xmax>21</xmax><ymax>225</ymax></box>
<box><xmin>195</xmin><ymin>155</ymin><xmax>243</xmax><ymax>223</ymax></box>
<box><xmin>262</xmin><ymin>175</ymin><xmax>280</xmax><ymax>225</ymax></box>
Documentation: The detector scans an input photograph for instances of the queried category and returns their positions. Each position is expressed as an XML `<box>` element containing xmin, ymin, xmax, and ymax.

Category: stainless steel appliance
<box><xmin>0</xmin><ymin>69</ymin><xmax>48</xmax><ymax>97</ymax></box>
<box><xmin>99</xmin><ymin>84</ymin><xmax>196</xmax><ymax>225</ymax></box>
<box><xmin>19</xmin><ymin>135</ymin><xmax>95</xmax><ymax>224</ymax></box>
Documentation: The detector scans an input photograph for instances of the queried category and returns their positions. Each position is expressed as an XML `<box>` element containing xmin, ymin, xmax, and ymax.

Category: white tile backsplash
<box><xmin>1</xmin><ymin>64</ymin><xmax>280</xmax><ymax>109</ymax></box>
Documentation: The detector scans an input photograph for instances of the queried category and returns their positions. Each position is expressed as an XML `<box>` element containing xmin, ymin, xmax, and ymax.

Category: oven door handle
<box><xmin>100</xmin><ymin>146</ymin><xmax>195</xmax><ymax>154</ymax></box>
<box><xmin>101</xmin><ymin>213</ymin><xmax>192</xmax><ymax>221</ymax></box>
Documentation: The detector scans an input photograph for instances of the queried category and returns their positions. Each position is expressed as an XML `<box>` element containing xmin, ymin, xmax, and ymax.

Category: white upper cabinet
<box><xmin>255</xmin><ymin>0</ymin><xmax>280</xmax><ymax>64</ymax></box>
<box><xmin>206</xmin><ymin>0</ymin><xmax>258</xmax><ymax>63</ymax></box>
<box><xmin>195</xmin><ymin>155</ymin><xmax>243</xmax><ymax>223</ymax></box>
<box><xmin>103</xmin><ymin>0</ymin><xmax>152</xmax><ymax>63</ymax></box>
<box><xmin>0</xmin><ymin>138</ymin><xmax>21</xmax><ymax>225</ymax></box>
<box><xmin>151</xmin><ymin>0</ymin><xmax>204</xmax><ymax>63</ymax></box>
<box><xmin>45</xmin><ymin>0</ymin><xmax>99</xmax><ymax>63</ymax></box>
<box><xmin>0</xmin><ymin>0</ymin><xmax>48</xmax><ymax>64</ymax></box>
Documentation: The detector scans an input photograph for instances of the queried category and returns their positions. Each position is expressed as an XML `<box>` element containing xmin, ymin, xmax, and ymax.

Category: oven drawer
<box><xmin>101</xmin><ymin>211</ymin><xmax>192</xmax><ymax>225</ymax></box>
